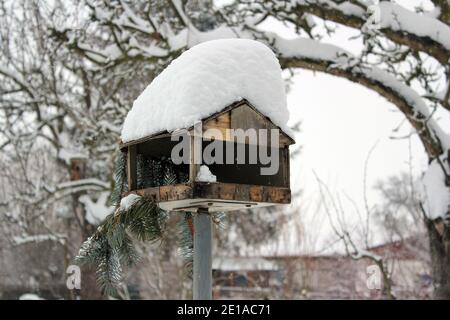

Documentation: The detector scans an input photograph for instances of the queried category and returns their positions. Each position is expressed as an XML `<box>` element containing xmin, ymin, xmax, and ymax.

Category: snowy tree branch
<box><xmin>246</xmin><ymin>0</ymin><xmax>450</xmax><ymax>65</ymax></box>
<box><xmin>270</xmin><ymin>35</ymin><xmax>445</xmax><ymax>158</ymax></box>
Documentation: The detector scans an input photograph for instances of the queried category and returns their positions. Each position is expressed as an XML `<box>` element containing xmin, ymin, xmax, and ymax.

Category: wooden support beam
<box><xmin>189</xmin><ymin>127</ymin><xmax>202</xmax><ymax>182</ymax></box>
<box><xmin>127</xmin><ymin>144</ymin><xmax>137</xmax><ymax>191</ymax></box>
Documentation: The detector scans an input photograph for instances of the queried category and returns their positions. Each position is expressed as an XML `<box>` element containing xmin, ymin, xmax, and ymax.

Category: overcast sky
<box><xmin>250</xmin><ymin>0</ymin><xmax>447</xmax><ymax>255</ymax></box>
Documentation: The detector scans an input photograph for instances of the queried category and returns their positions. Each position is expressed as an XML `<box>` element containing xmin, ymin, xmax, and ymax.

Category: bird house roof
<box><xmin>120</xmin><ymin>99</ymin><xmax>295</xmax><ymax>149</ymax></box>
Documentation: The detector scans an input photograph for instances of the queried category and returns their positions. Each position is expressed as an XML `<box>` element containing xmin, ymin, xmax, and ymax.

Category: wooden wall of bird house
<box><xmin>123</xmin><ymin>100</ymin><xmax>293</xmax><ymax>189</ymax></box>
<box><xmin>121</xmin><ymin>100</ymin><xmax>294</xmax><ymax>211</ymax></box>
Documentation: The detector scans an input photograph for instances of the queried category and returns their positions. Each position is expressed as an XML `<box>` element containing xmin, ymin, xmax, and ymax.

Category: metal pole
<box><xmin>193</xmin><ymin>208</ymin><xmax>212</xmax><ymax>300</ymax></box>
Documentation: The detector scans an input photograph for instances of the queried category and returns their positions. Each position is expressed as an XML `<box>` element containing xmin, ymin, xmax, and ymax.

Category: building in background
<box><xmin>213</xmin><ymin>239</ymin><xmax>432</xmax><ymax>299</ymax></box>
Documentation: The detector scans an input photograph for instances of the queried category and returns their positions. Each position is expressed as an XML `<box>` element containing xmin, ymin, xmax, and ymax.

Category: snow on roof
<box><xmin>121</xmin><ymin>39</ymin><xmax>290</xmax><ymax>143</ymax></box>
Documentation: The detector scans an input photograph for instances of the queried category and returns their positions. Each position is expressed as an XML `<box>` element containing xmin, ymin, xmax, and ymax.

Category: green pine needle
<box><xmin>109</xmin><ymin>151</ymin><xmax>127</xmax><ymax>207</ymax></box>
<box><xmin>177</xmin><ymin>212</ymin><xmax>194</xmax><ymax>277</ymax></box>
<box><xmin>77</xmin><ymin>154</ymin><xmax>227</xmax><ymax>296</ymax></box>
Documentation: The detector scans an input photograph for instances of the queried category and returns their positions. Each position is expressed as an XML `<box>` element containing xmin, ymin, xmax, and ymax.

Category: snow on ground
<box><xmin>196</xmin><ymin>165</ymin><xmax>217</xmax><ymax>183</ymax></box>
<box><xmin>421</xmin><ymin>157</ymin><xmax>450</xmax><ymax>220</ymax></box>
<box><xmin>121</xmin><ymin>39</ymin><xmax>290</xmax><ymax>142</ymax></box>
<box><xmin>19</xmin><ymin>293</ymin><xmax>44</xmax><ymax>300</ymax></box>
<box><xmin>119</xmin><ymin>193</ymin><xmax>141</xmax><ymax>211</ymax></box>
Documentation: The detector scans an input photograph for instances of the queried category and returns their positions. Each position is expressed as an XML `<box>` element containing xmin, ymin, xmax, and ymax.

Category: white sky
<box><xmin>286</xmin><ymin>70</ymin><xmax>428</xmax><ymax>250</ymax></box>
<box><xmin>251</xmin><ymin>68</ymin><xmax>429</xmax><ymax>256</ymax></box>
<box><xmin>250</xmin><ymin>1</ymin><xmax>442</xmax><ymax>255</ymax></box>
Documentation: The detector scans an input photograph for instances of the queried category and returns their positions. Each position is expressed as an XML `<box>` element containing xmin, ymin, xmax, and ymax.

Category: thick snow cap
<box><xmin>121</xmin><ymin>39</ymin><xmax>290</xmax><ymax>143</ymax></box>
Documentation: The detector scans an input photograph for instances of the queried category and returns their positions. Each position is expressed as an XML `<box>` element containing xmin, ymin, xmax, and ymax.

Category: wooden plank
<box><xmin>159</xmin><ymin>183</ymin><xmax>193</xmax><ymax>201</ymax></box>
<box><xmin>231</xmin><ymin>103</ymin><xmax>291</xmax><ymax>147</ymax></box>
<box><xmin>231</xmin><ymin>104</ymin><xmax>268</xmax><ymax>138</ymax></box>
<box><xmin>120</xmin><ymin>131</ymin><xmax>172</xmax><ymax>150</ymax></box>
<box><xmin>242</xmin><ymin>101</ymin><xmax>295</xmax><ymax>146</ymax></box>
<box><xmin>270</xmin><ymin>187</ymin><xmax>286</xmax><ymax>203</ymax></box>
<box><xmin>129</xmin><ymin>182</ymin><xmax>290</xmax><ymax>207</ymax></box>
<box><xmin>203</xmin><ymin>111</ymin><xmax>231</xmax><ymax>141</ymax></box>
<box><xmin>217</xmin><ymin>183</ymin><xmax>235</xmax><ymax>201</ymax></box>
<box><xmin>279</xmin><ymin>147</ymin><xmax>290</xmax><ymax>188</ymax></box>
<box><xmin>234</xmin><ymin>183</ymin><xmax>250</xmax><ymax>202</ymax></box>
<box><xmin>283</xmin><ymin>147</ymin><xmax>290</xmax><ymax>188</ymax></box>
<box><xmin>127</xmin><ymin>145</ymin><xmax>137</xmax><ymax>191</ymax></box>
<box><xmin>193</xmin><ymin>182</ymin><xmax>290</xmax><ymax>204</ymax></box>
<box><xmin>135</xmin><ymin>186</ymin><xmax>160</xmax><ymax>202</ymax></box>
<box><xmin>135</xmin><ymin>183</ymin><xmax>193</xmax><ymax>202</ymax></box>
<box><xmin>189</xmin><ymin>134</ymin><xmax>201</xmax><ymax>182</ymax></box>
<box><xmin>249</xmin><ymin>185</ymin><xmax>264</xmax><ymax>202</ymax></box>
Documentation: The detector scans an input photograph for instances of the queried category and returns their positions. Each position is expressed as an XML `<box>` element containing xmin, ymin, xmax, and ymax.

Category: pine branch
<box><xmin>76</xmin><ymin>234</ymin><xmax>105</xmax><ymax>265</ymax></box>
<box><xmin>177</xmin><ymin>212</ymin><xmax>194</xmax><ymax>277</ymax></box>
<box><xmin>77</xmin><ymin>155</ymin><xmax>227</xmax><ymax>294</ymax></box>
<box><xmin>96</xmin><ymin>241</ymin><xmax>122</xmax><ymax>296</ymax></box>
<box><xmin>119</xmin><ymin>233</ymin><xmax>140</xmax><ymax>267</ymax></box>
<box><xmin>137</xmin><ymin>153</ymin><xmax>155</xmax><ymax>189</ymax></box>
<box><xmin>76</xmin><ymin>196</ymin><xmax>165</xmax><ymax>295</ymax></box>
<box><xmin>212</xmin><ymin>212</ymin><xmax>227</xmax><ymax>230</ymax></box>
<box><xmin>163</xmin><ymin>161</ymin><xmax>178</xmax><ymax>185</ymax></box>
<box><xmin>152</xmin><ymin>159</ymin><xmax>164</xmax><ymax>186</ymax></box>
<box><xmin>126</xmin><ymin>198</ymin><xmax>164</xmax><ymax>242</ymax></box>
<box><xmin>109</xmin><ymin>151</ymin><xmax>127</xmax><ymax>206</ymax></box>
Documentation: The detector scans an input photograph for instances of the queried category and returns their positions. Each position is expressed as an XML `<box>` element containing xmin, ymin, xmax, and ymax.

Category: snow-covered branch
<box><xmin>247</xmin><ymin>0</ymin><xmax>450</xmax><ymax>64</ymax></box>
<box><xmin>12</xmin><ymin>233</ymin><xmax>66</xmax><ymax>246</ymax></box>
<box><xmin>271</xmin><ymin>34</ymin><xmax>447</xmax><ymax>157</ymax></box>
<box><xmin>313</xmin><ymin>171</ymin><xmax>395</xmax><ymax>298</ymax></box>
<box><xmin>54</xmin><ymin>178</ymin><xmax>110</xmax><ymax>194</ymax></box>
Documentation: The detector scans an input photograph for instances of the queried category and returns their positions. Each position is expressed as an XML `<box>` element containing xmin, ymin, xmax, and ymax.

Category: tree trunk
<box><xmin>426</xmin><ymin>218</ymin><xmax>450</xmax><ymax>299</ymax></box>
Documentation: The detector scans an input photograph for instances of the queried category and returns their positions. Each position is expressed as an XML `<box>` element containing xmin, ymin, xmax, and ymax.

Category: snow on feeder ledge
<box><xmin>119</xmin><ymin>39</ymin><xmax>295</xmax><ymax>213</ymax></box>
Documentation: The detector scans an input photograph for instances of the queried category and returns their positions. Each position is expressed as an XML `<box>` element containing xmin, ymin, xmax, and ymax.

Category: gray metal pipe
<box><xmin>193</xmin><ymin>209</ymin><xmax>213</xmax><ymax>300</ymax></box>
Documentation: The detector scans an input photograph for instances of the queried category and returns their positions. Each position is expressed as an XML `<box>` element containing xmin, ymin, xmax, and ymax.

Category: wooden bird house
<box><xmin>120</xmin><ymin>99</ymin><xmax>295</xmax><ymax>212</ymax></box>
